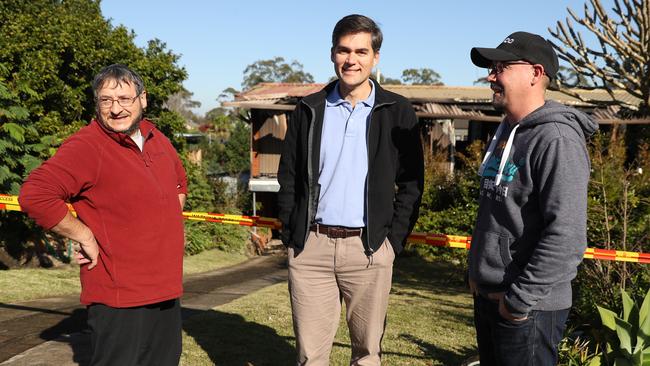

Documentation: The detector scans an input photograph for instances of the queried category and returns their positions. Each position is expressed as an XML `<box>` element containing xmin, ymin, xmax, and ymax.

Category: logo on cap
<box><xmin>503</xmin><ymin>37</ymin><xmax>515</xmax><ymax>44</ymax></box>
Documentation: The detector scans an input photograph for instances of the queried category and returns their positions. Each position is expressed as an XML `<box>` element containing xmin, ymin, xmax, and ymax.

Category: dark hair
<box><xmin>332</xmin><ymin>14</ymin><xmax>383</xmax><ymax>52</ymax></box>
<box><xmin>92</xmin><ymin>64</ymin><xmax>145</xmax><ymax>98</ymax></box>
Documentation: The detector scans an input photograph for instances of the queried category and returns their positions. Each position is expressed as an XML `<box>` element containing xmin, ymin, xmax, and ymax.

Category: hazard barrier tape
<box><xmin>2</xmin><ymin>194</ymin><xmax>649</xmax><ymax>264</ymax></box>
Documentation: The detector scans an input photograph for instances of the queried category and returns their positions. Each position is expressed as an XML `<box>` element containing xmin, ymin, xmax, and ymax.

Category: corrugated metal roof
<box><xmin>232</xmin><ymin>82</ymin><xmax>640</xmax><ymax>106</ymax></box>
<box><xmin>224</xmin><ymin>82</ymin><xmax>647</xmax><ymax>124</ymax></box>
<box><xmin>236</xmin><ymin>83</ymin><xmax>325</xmax><ymax>100</ymax></box>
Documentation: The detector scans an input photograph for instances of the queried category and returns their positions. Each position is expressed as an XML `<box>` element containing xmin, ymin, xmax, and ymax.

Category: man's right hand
<box><xmin>75</xmin><ymin>237</ymin><xmax>99</xmax><ymax>270</ymax></box>
<box><xmin>52</xmin><ymin>212</ymin><xmax>100</xmax><ymax>270</ymax></box>
<box><xmin>468</xmin><ymin>278</ymin><xmax>479</xmax><ymax>296</ymax></box>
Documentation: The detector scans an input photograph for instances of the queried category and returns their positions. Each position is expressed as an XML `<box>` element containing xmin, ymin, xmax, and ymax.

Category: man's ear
<box><xmin>532</xmin><ymin>65</ymin><xmax>545</xmax><ymax>85</ymax></box>
<box><xmin>140</xmin><ymin>90</ymin><xmax>148</xmax><ymax>109</ymax></box>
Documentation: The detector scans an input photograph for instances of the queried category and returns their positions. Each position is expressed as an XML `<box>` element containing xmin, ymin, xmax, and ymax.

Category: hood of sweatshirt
<box><xmin>479</xmin><ymin>100</ymin><xmax>598</xmax><ymax>186</ymax></box>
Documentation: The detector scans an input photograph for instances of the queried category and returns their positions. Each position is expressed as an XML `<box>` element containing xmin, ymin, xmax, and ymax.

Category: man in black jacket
<box><xmin>277</xmin><ymin>14</ymin><xmax>424</xmax><ymax>366</ymax></box>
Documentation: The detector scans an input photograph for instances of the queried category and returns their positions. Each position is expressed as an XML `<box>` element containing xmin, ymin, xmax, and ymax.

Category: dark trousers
<box><xmin>87</xmin><ymin>298</ymin><xmax>182</xmax><ymax>366</ymax></box>
<box><xmin>473</xmin><ymin>295</ymin><xmax>569</xmax><ymax>366</ymax></box>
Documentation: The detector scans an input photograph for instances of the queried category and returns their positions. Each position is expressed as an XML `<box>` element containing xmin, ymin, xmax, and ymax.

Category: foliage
<box><xmin>0</xmin><ymin>0</ymin><xmax>188</xmax><ymax>260</ymax></box>
<box><xmin>241</xmin><ymin>57</ymin><xmax>314</xmax><ymax>91</ymax></box>
<box><xmin>184</xmin><ymin>221</ymin><xmax>250</xmax><ymax>255</ymax></box>
<box><xmin>594</xmin><ymin>289</ymin><xmax>650</xmax><ymax>365</ymax></box>
<box><xmin>559</xmin><ymin>65</ymin><xmax>594</xmax><ymax>88</ymax></box>
<box><xmin>410</xmin><ymin>140</ymin><xmax>483</xmax><ymax>262</ymax></box>
<box><xmin>573</xmin><ymin>132</ymin><xmax>650</xmax><ymax>323</ymax></box>
<box><xmin>182</xmin><ymin>122</ymin><xmax>252</xmax><ymax>255</ymax></box>
<box><xmin>153</xmin><ymin>109</ymin><xmax>187</xmax><ymax>150</ymax></box>
<box><xmin>558</xmin><ymin>335</ymin><xmax>601</xmax><ymax>366</ymax></box>
<box><xmin>0</xmin><ymin>68</ymin><xmax>55</xmax><ymax>195</ymax></box>
<box><xmin>0</xmin><ymin>0</ymin><xmax>187</xmax><ymax>130</ymax></box>
<box><xmin>401</xmin><ymin>68</ymin><xmax>444</xmax><ymax>86</ymax></box>
<box><xmin>378</xmin><ymin>74</ymin><xmax>402</xmax><ymax>85</ymax></box>
<box><xmin>164</xmin><ymin>87</ymin><xmax>201</xmax><ymax>124</ymax></box>
<box><xmin>378</xmin><ymin>68</ymin><xmax>444</xmax><ymax>86</ymax></box>
<box><xmin>222</xmin><ymin>120</ymin><xmax>250</xmax><ymax>176</ymax></box>
<box><xmin>183</xmin><ymin>158</ymin><xmax>215</xmax><ymax>213</ymax></box>
<box><xmin>549</xmin><ymin>0</ymin><xmax>650</xmax><ymax>115</ymax></box>
<box><xmin>473</xmin><ymin>76</ymin><xmax>489</xmax><ymax>86</ymax></box>
<box><xmin>201</xmin><ymin>110</ymin><xmax>250</xmax><ymax>177</ymax></box>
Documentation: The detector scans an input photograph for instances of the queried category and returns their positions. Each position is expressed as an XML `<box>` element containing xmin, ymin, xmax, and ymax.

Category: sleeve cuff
<box><xmin>504</xmin><ymin>293</ymin><xmax>530</xmax><ymax>318</ymax></box>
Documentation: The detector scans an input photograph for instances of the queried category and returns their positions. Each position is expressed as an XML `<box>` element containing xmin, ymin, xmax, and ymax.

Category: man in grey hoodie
<box><xmin>468</xmin><ymin>31</ymin><xmax>598</xmax><ymax>365</ymax></box>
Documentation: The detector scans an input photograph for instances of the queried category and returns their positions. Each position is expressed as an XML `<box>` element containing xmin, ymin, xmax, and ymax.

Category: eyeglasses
<box><xmin>97</xmin><ymin>93</ymin><xmax>142</xmax><ymax>109</ymax></box>
<box><xmin>488</xmin><ymin>61</ymin><xmax>532</xmax><ymax>75</ymax></box>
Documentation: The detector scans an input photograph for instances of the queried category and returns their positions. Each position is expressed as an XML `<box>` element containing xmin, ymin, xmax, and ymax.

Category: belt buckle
<box><xmin>329</xmin><ymin>226</ymin><xmax>343</xmax><ymax>238</ymax></box>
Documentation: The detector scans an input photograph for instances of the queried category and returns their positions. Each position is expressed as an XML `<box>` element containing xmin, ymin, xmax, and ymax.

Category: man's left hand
<box><xmin>487</xmin><ymin>292</ymin><xmax>528</xmax><ymax>322</ymax></box>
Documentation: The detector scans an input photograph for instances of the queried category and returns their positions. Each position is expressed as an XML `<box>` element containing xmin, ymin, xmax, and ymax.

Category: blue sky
<box><xmin>101</xmin><ymin>0</ymin><xmax>599</xmax><ymax>114</ymax></box>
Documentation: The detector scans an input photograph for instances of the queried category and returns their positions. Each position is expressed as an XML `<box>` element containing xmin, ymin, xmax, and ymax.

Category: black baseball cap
<box><xmin>471</xmin><ymin>31</ymin><xmax>559</xmax><ymax>80</ymax></box>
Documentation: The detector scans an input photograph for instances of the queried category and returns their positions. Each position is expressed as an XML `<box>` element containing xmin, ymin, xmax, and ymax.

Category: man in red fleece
<box><xmin>19</xmin><ymin>64</ymin><xmax>188</xmax><ymax>366</ymax></box>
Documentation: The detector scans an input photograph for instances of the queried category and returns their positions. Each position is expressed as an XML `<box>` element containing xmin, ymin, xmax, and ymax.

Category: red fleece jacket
<box><xmin>19</xmin><ymin>119</ymin><xmax>188</xmax><ymax>307</ymax></box>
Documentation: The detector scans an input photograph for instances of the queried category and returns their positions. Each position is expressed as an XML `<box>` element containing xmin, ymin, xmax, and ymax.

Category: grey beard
<box><xmin>98</xmin><ymin>111</ymin><xmax>143</xmax><ymax>136</ymax></box>
<box><xmin>121</xmin><ymin>119</ymin><xmax>141</xmax><ymax>136</ymax></box>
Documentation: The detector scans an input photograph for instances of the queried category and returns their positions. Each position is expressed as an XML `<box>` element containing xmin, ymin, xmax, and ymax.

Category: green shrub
<box><xmin>408</xmin><ymin>140</ymin><xmax>483</xmax><ymax>264</ymax></box>
<box><xmin>184</xmin><ymin>221</ymin><xmax>250</xmax><ymax>256</ymax></box>
<box><xmin>574</xmin><ymin>132</ymin><xmax>650</xmax><ymax>324</ymax></box>
<box><xmin>594</xmin><ymin>289</ymin><xmax>650</xmax><ymax>365</ymax></box>
<box><xmin>558</xmin><ymin>334</ymin><xmax>601</xmax><ymax>366</ymax></box>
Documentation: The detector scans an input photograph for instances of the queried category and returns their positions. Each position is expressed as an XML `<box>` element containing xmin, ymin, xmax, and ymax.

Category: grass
<box><xmin>181</xmin><ymin>255</ymin><xmax>477</xmax><ymax>365</ymax></box>
<box><xmin>183</xmin><ymin>249</ymin><xmax>248</xmax><ymax>276</ymax></box>
<box><xmin>0</xmin><ymin>249</ymin><xmax>249</xmax><ymax>303</ymax></box>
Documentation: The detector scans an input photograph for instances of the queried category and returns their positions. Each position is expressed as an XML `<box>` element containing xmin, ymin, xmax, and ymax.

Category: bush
<box><xmin>593</xmin><ymin>289</ymin><xmax>650</xmax><ymax>365</ymax></box>
<box><xmin>184</xmin><ymin>221</ymin><xmax>250</xmax><ymax>256</ymax></box>
<box><xmin>408</xmin><ymin>140</ymin><xmax>483</xmax><ymax>264</ymax></box>
<box><xmin>573</xmin><ymin>132</ymin><xmax>650</xmax><ymax>324</ymax></box>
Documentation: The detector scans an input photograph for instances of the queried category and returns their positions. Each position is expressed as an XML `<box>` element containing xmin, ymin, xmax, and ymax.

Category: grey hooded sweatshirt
<box><xmin>468</xmin><ymin>100</ymin><xmax>598</xmax><ymax>317</ymax></box>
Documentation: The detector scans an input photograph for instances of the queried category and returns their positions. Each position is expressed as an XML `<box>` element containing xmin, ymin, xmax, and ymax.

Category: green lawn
<box><xmin>181</xmin><ymin>255</ymin><xmax>477</xmax><ymax>365</ymax></box>
<box><xmin>0</xmin><ymin>249</ymin><xmax>248</xmax><ymax>303</ymax></box>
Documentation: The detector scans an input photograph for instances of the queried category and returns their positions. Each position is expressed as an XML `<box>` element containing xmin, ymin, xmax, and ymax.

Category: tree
<box><xmin>242</xmin><ymin>57</ymin><xmax>314</xmax><ymax>90</ymax></box>
<box><xmin>0</xmin><ymin>0</ymin><xmax>189</xmax><ymax>261</ymax></box>
<box><xmin>557</xmin><ymin>65</ymin><xmax>593</xmax><ymax>88</ymax></box>
<box><xmin>473</xmin><ymin>76</ymin><xmax>490</xmax><ymax>86</ymax></box>
<box><xmin>221</xmin><ymin>120</ymin><xmax>250</xmax><ymax>176</ymax></box>
<box><xmin>401</xmin><ymin>68</ymin><xmax>444</xmax><ymax>85</ymax></box>
<box><xmin>548</xmin><ymin>0</ymin><xmax>650</xmax><ymax>115</ymax></box>
<box><xmin>165</xmin><ymin>87</ymin><xmax>202</xmax><ymax>127</ymax></box>
<box><xmin>0</xmin><ymin>0</ymin><xmax>187</xmax><ymax>137</ymax></box>
<box><xmin>378</xmin><ymin>75</ymin><xmax>402</xmax><ymax>85</ymax></box>
<box><xmin>0</xmin><ymin>67</ymin><xmax>54</xmax><ymax>195</ymax></box>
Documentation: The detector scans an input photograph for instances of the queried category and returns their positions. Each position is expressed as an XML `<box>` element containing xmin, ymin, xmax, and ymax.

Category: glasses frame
<box><xmin>488</xmin><ymin>61</ymin><xmax>533</xmax><ymax>76</ymax></box>
<box><xmin>97</xmin><ymin>92</ymin><xmax>143</xmax><ymax>109</ymax></box>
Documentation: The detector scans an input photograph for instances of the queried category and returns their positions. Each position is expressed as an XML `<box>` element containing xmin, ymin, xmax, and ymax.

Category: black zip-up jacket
<box><xmin>277</xmin><ymin>80</ymin><xmax>424</xmax><ymax>255</ymax></box>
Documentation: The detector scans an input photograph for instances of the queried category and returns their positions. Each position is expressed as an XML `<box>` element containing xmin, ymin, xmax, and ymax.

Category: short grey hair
<box><xmin>92</xmin><ymin>64</ymin><xmax>145</xmax><ymax>98</ymax></box>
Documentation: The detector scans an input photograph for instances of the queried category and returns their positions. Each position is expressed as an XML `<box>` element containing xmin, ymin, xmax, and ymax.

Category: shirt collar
<box><xmin>326</xmin><ymin>80</ymin><xmax>376</xmax><ymax>108</ymax></box>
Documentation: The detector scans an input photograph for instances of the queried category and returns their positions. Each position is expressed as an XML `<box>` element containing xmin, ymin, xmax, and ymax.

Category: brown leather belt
<box><xmin>310</xmin><ymin>224</ymin><xmax>363</xmax><ymax>239</ymax></box>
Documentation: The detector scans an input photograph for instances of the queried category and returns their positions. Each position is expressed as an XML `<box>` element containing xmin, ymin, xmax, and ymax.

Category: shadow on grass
<box><xmin>391</xmin><ymin>255</ymin><xmax>478</xmax><ymax>363</ymax></box>
<box><xmin>398</xmin><ymin>333</ymin><xmax>477</xmax><ymax>365</ymax></box>
<box><xmin>182</xmin><ymin>308</ymin><xmax>295</xmax><ymax>365</ymax></box>
<box><xmin>393</xmin><ymin>255</ymin><xmax>467</xmax><ymax>294</ymax></box>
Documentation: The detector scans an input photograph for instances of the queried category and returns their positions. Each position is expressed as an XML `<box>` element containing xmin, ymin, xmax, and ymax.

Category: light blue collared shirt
<box><xmin>315</xmin><ymin>81</ymin><xmax>375</xmax><ymax>227</ymax></box>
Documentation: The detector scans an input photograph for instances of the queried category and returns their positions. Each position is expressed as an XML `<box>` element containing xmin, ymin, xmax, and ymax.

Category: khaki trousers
<box><xmin>288</xmin><ymin>231</ymin><xmax>395</xmax><ymax>366</ymax></box>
